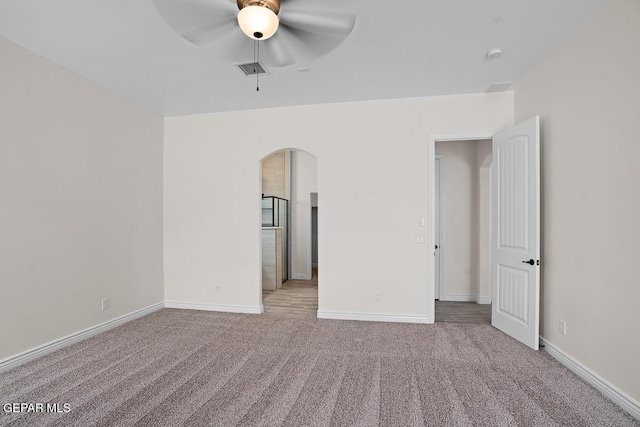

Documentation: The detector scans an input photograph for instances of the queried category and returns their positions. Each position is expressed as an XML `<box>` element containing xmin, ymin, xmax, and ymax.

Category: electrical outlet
<box><xmin>559</xmin><ymin>319</ymin><xmax>567</xmax><ymax>335</ymax></box>
<box><xmin>374</xmin><ymin>292</ymin><xmax>381</xmax><ymax>302</ymax></box>
<box><xmin>415</xmin><ymin>235</ymin><xmax>425</xmax><ymax>244</ymax></box>
<box><xmin>101</xmin><ymin>298</ymin><xmax>110</xmax><ymax>310</ymax></box>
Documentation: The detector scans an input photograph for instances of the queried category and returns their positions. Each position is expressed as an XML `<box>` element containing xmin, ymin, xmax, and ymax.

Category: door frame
<box><xmin>427</xmin><ymin>133</ymin><xmax>493</xmax><ymax>322</ymax></box>
<box><xmin>310</xmin><ymin>191</ymin><xmax>318</xmax><ymax>272</ymax></box>
<box><xmin>434</xmin><ymin>155</ymin><xmax>443</xmax><ymax>300</ymax></box>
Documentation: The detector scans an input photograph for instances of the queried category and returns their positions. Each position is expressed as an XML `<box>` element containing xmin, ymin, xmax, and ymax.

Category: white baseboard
<box><xmin>440</xmin><ymin>294</ymin><xmax>475</xmax><ymax>302</ymax></box>
<box><xmin>440</xmin><ymin>295</ymin><xmax>491</xmax><ymax>304</ymax></box>
<box><xmin>317</xmin><ymin>310</ymin><xmax>432</xmax><ymax>324</ymax></box>
<box><xmin>541</xmin><ymin>337</ymin><xmax>640</xmax><ymax>420</ymax></box>
<box><xmin>0</xmin><ymin>302</ymin><xmax>164</xmax><ymax>373</ymax></box>
<box><xmin>290</xmin><ymin>273</ymin><xmax>311</xmax><ymax>280</ymax></box>
<box><xmin>164</xmin><ymin>301</ymin><xmax>263</xmax><ymax>314</ymax></box>
<box><xmin>475</xmin><ymin>295</ymin><xmax>492</xmax><ymax>304</ymax></box>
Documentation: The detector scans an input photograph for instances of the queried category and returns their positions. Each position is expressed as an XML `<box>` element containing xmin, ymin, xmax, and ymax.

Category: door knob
<box><xmin>522</xmin><ymin>259</ymin><xmax>535</xmax><ymax>265</ymax></box>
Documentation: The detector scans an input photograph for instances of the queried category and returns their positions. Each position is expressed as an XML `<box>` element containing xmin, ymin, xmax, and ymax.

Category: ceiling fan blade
<box><xmin>153</xmin><ymin>0</ymin><xmax>237</xmax><ymax>46</ymax></box>
<box><xmin>182</xmin><ymin>20</ymin><xmax>239</xmax><ymax>46</ymax></box>
<box><xmin>258</xmin><ymin>0</ymin><xmax>357</xmax><ymax>66</ymax></box>
<box><xmin>280</xmin><ymin>0</ymin><xmax>355</xmax><ymax>9</ymax></box>
<box><xmin>280</xmin><ymin>9</ymin><xmax>356</xmax><ymax>37</ymax></box>
<box><xmin>274</xmin><ymin>16</ymin><xmax>355</xmax><ymax>66</ymax></box>
<box><xmin>271</xmin><ymin>30</ymin><xmax>326</xmax><ymax>66</ymax></box>
<box><xmin>215</xmin><ymin>30</ymin><xmax>255</xmax><ymax>62</ymax></box>
<box><xmin>214</xmin><ymin>30</ymin><xmax>295</xmax><ymax>68</ymax></box>
<box><xmin>261</xmin><ymin>30</ymin><xmax>296</xmax><ymax>67</ymax></box>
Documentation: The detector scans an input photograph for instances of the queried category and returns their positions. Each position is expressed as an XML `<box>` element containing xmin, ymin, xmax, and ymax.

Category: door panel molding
<box><xmin>491</xmin><ymin>116</ymin><xmax>540</xmax><ymax>350</ymax></box>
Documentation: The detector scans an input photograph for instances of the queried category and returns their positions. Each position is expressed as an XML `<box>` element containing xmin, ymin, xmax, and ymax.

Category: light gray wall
<box><xmin>435</xmin><ymin>140</ymin><xmax>491</xmax><ymax>301</ymax></box>
<box><xmin>163</xmin><ymin>93</ymin><xmax>514</xmax><ymax>321</ymax></box>
<box><xmin>515</xmin><ymin>0</ymin><xmax>640</xmax><ymax>403</ymax></box>
<box><xmin>290</xmin><ymin>151</ymin><xmax>317</xmax><ymax>280</ymax></box>
<box><xmin>436</xmin><ymin>141</ymin><xmax>476</xmax><ymax>298</ymax></box>
<box><xmin>475</xmin><ymin>142</ymin><xmax>492</xmax><ymax>301</ymax></box>
<box><xmin>0</xmin><ymin>36</ymin><xmax>164</xmax><ymax>361</ymax></box>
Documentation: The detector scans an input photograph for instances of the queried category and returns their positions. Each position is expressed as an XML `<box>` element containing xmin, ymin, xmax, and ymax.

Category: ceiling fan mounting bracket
<box><xmin>237</xmin><ymin>0</ymin><xmax>280</xmax><ymax>15</ymax></box>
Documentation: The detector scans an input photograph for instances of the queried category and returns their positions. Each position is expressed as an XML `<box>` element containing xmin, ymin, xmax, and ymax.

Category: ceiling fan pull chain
<box><xmin>253</xmin><ymin>38</ymin><xmax>260</xmax><ymax>92</ymax></box>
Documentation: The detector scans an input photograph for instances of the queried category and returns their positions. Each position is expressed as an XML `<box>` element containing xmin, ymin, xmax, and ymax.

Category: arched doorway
<box><xmin>260</xmin><ymin>149</ymin><xmax>318</xmax><ymax>315</ymax></box>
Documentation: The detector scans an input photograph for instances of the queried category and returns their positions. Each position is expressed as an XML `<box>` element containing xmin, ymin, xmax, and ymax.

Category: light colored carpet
<box><xmin>1</xmin><ymin>309</ymin><xmax>637</xmax><ymax>426</ymax></box>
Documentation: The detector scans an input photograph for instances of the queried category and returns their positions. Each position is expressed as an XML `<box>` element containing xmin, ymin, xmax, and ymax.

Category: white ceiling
<box><xmin>0</xmin><ymin>0</ymin><xmax>609</xmax><ymax>116</ymax></box>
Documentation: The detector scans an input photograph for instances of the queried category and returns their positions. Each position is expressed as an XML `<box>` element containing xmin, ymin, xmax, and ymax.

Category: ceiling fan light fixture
<box><xmin>237</xmin><ymin>4</ymin><xmax>279</xmax><ymax>40</ymax></box>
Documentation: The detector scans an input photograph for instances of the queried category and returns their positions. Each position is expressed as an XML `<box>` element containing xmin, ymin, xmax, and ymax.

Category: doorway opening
<box><xmin>260</xmin><ymin>149</ymin><xmax>318</xmax><ymax>316</ymax></box>
<box><xmin>428</xmin><ymin>119</ymin><xmax>541</xmax><ymax>349</ymax></box>
<box><xmin>429</xmin><ymin>135</ymin><xmax>493</xmax><ymax>324</ymax></box>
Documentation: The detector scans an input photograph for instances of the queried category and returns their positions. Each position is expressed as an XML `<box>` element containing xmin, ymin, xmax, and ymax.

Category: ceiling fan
<box><xmin>153</xmin><ymin>0</ymin><xmax>357</xmax><ymax>68</ymax></box>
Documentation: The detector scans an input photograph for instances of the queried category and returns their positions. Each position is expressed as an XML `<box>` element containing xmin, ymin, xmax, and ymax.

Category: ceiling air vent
<box><xmin>236</xmin><ymin>62</ymin><xmax>268</xmax><ymax>76</ymax></box>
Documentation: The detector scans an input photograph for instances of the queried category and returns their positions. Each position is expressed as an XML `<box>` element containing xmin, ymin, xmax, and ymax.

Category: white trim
<box><xmin>0</xmin><ymin>302</ymin><xmax>164</xmax><ymax>373</ymax></box>
<box><xmin>165</xmin><ymin>301</ymin><xmax>263</xmax><ymax>314</ymax></box>
<box><xmin>429</xmin><ymin>133</ymin><xmax>494</xmax><ymax>143</ymax></box>
<box><xmin>475</xmin><ymin>295</ymin><xmax>492</xmax><ymax>304</ymax></box>
<box><xmin>541</xmin><ymin>337</ymin><xmax>640</xmax><ymax>420</ymax></box>
<box><xmin>434</xmin><ymin>155</ymin><xmax>443</xmax><ymax>301</ymax></box>
<box><xmin>439</xmin><ymin>294</ymin><xmax>476</xmax><ymax>302</ymax></box>
<box><xmin>291</xmin><ymin>273</ymin><xmax>312</xmax><ymax>280</ymax></box>
<box><xmin>426</xmin><ymin>135</ymin><xmax>436</xmax><ymax>323</ymax></box>
<box><xmin>317</xmin><ymin>310</ymin><xmax>432</xmax><ymax>324</ymax></box>
<box><xmin>309</xmin><ymin>191</ymin><xmax>317</xmax><ymax>280</ymax></box>
<box><xmin>438</xmin><ymin>295</ymin><xmax>491</xmax><ymax>304</ymax></box>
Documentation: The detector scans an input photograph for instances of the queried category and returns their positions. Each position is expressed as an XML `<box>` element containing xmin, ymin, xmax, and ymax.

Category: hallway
<box><xmin>262</xmin><ymin>268</ymin><xmax>318</xmax><ymax>316</ymax></box>
<box><xmin>435</xmin><ymin>301</ymin><xmax>491</xmax><ymax>324</ymax></box>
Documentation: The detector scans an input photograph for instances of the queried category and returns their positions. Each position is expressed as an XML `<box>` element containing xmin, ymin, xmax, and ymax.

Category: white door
<box><xmin>491</xmin><ymin>117</ymin><xmax>540</xmax><ymax>350</ymax></box>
